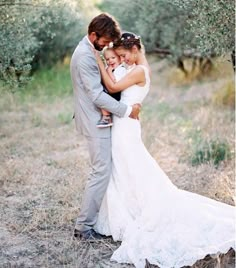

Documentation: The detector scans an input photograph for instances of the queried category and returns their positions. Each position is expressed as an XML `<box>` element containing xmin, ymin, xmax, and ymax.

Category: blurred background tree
<box><xmin>0</xmin><ymin>0</ymin><xmax>39</xmax><ymax>85</ymax></box>
<box><xmin>98</xmin><ymin>0</ymin><xmax>235</xmax><ymax>70</ymax></box>
<box><xmin>0</xmin><ymin>0</ymin><xmax>96</xmax><ymax>87</ymax></box>
<box><xmin>30</xmin><ymin>1</ymin><xmax>84</xmax><ymax>72</ymax></box>
<box><xmin>181</xmin><ymin>0</ymin><xmax>235</xmax><ymax>57</ymax></box>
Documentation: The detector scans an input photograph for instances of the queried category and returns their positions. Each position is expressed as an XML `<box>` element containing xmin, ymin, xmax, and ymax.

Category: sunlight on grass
<box><xmin>23</xmin><ymin>63</ymin><xmax>72</xmax><ymax>99</ymax></box>
<box><xmin>0</xmin><ymin>63</ymin><xmax>72</xmax><ymax>110</ymax></box>
<box><xmin>212</xmin><ymin>80</ymin><xmax>235</xmax><ymax>109</ymax></box>
<box><xmin>167</xmin><ymin>56</ymin><xmax>234</xmax><ymax>88</ymax></box>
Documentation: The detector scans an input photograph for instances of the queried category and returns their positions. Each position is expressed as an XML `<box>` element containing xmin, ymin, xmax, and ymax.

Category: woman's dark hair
<box><xmin>113</xmin><ymin>32</ymin><xmax>142</xmax><ymax>50</ymax></box>
<box><xmin>88</xmin><ymin>13</ymin><xmax>121</xmax><ymax>41</ymax></box>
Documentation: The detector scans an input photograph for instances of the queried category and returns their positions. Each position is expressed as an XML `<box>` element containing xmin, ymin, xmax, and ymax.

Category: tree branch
<box><xmin>0</xmin><ymin>2</ymin><xmax>47</xmax><ymax>8</ymax></box>
<box><xmin>153</xmin><ymin>48</ymin><xmax>215</xmax><ymax>58</ymax></box>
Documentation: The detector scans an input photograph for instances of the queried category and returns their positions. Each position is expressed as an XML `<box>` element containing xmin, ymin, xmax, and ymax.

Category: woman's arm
<box><xmin>96</xmin><ymin>53</ymin><xmax>145</xmax><ymax>94</ymax></box>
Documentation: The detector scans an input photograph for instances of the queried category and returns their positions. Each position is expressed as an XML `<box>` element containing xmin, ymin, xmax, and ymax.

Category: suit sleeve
<box><xmin>77</xmin><ymin>53</ymin><xmax>128</xmax><ymax>118</ymax></box>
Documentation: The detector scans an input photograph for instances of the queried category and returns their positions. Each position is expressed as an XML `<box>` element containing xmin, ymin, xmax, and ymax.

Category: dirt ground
<box><xmin>0</xmin><ymin>56</ymin><xmax>235</xmax><ymax>267</ymax></box>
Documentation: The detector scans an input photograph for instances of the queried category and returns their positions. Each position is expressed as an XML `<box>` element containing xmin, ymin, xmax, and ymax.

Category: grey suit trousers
<box><xmin>75</xmin><ymin>136</ymin><xmax>112</xmax><ymax>232</ymax></box>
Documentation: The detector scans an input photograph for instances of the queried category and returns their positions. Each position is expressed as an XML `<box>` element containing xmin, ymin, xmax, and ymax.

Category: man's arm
<box><xmin>78</xmin><ymin>53</ymin><xmax>140</xmax><ymax>119</ymax></box>
<box><xmin>77</xmin><ymin>53</ymin><xmax>127</xmax><ymax>117</ymax></box>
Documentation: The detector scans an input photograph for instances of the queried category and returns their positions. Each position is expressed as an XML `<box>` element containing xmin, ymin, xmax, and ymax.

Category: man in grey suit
<box><xmin>70</xmin><ymin>13</ymin><xmax>140</xmax><ymax>240</ymax></box>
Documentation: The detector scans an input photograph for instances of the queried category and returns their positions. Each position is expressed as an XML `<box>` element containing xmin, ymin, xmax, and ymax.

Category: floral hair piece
<box><xmin>113</xmin><ymin>33</ymin><xmax>142</xmax><ymax>50</ymax></box>
<box><xmin>102</xmin><ymin>42</ymin><xmax>113</xmax><ymax>53</ymax></box>
<box><xmin>121</xmin><ymin>35</ymin><xmax>140</xmax><ymax>41</ymax></box>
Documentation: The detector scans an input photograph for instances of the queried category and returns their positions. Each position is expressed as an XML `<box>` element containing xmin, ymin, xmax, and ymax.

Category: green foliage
<box><xmin>1</xmin><ymin>63</ymin><xmax>72</xmax><ymax>106</ymax></box>
<box><xmin>31</xmin><ymin>2</ymin><xmax>86</xmax><ymax>71</ymax></box>
<box><xmin>98</xmin><ymin>0</ymin><xmax>234</xmax><ymax>59</ymax></box>
<box><xmin>25</xmin><ymin>64</ymin><xmax>71</xmax><ymax>97</ymax></box>
<box><xmin>188</xmin><ymin>129</ymin><xmax>231</xmax><ymax>167</ymax></box>
<box><xmin>191</xmin><ymin>139</ymin><xmax>231</xmax><ymax>167</ymax></box>
<box><xmin>0</xmin><ymin>0</ymin><xmax>90</xmax><ymax>87</ymax></box>
<box><xmin>97</xmin><ymin>0</ymin><xmax>139</xmax><ymax>33</ymax></box>
<box><xmin>0</xmin><ymin>1</ymin><xmax>39</xmax><ymax>86</ymax></box>
<box><xmin>0</xmin><ymin>64</ymin><xmax>73</xmax><ymax>127</ymax></box>
<box><xmin>180</xmin><ymin>0</ymin><xmax>235</xmax><ymax>56</ymax></box>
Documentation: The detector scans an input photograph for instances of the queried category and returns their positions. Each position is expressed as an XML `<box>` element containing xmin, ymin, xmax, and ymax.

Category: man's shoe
<box><xmin>73</xmin><ymin>229</ymin><xmax>106</xmax><ymax>241</ymax></box>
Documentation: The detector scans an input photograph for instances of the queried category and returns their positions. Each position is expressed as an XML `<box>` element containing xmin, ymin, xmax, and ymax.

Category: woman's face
<box><xmin>115</xmin><ymin>47</ymin><xmax>135</xmax><ymax>65</ymax></box>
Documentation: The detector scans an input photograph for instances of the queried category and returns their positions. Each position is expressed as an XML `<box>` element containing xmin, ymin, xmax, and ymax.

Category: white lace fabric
<box><xmin>94</xmin><ymin>65</ymin><xmax>235</xmax><ymax>268</ymax></box>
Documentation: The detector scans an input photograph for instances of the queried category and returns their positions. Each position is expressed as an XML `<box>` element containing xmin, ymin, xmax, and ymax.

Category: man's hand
<box><xmin>129</xmin><ymin>104</ymin><xmax>141</xmax><ymax>119</ymax></box>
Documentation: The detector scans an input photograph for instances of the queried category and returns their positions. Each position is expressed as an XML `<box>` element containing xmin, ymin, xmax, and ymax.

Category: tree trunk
<box><xmin>177</xmin><ymin>58</ymin><xmax>188</xmax><ymax>76</ymax></box>
<box><xmin>231</xmin><ymin>50</ymin><xmax>235</xmax><ymax>72</ymax></box>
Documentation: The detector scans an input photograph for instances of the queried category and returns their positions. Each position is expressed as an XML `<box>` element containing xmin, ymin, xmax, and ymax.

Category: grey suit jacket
<box><xmin>70</xmin><ymin>36</ymin><xmax>128</xmax><ymax>138</ymax></box>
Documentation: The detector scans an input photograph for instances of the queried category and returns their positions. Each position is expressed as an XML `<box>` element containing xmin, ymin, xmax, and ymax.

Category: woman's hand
<box><xmin>129</xmin><ymin>103</ymin><xmax>141</xmax><ymax>119</ymax></box>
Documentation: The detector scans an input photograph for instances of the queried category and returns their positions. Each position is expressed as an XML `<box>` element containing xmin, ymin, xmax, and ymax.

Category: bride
<box><xmin>94</xmin><ymin>32</ymin><xmax>235</xmax><ymax>268</ymax></box>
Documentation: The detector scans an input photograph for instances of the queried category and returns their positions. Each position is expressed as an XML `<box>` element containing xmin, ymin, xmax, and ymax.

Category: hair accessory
<box><xmin>120</xmin><ymin>34</ymin><xmax>141</xmax><ymax>41</ymax></box>
<box><xmin>113</xmin><ymin>33</ymin><xmax>142</xmax><ymax>50</ymax></box>
<box><xmin>108</xmin><ymin>42</ymin><xmax>113</xmax><ymax>48</ymax></box>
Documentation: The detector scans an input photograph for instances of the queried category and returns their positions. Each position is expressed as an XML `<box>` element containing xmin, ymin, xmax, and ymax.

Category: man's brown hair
<box><xmin>88</xmin><ymin>13</ymin><xmax>121</xmax><ymax>41</ymax></box>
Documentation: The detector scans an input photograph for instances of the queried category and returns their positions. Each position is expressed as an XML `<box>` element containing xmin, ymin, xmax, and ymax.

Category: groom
<box><xmin>70</xmin><ymin>13</ymin><xmax>140</xmax><ymax>240</ymax></box>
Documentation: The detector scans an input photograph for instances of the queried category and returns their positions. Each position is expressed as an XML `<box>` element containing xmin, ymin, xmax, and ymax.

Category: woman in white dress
<box><xmin>94</xmin><ymin>32</ymin><xmax>235</xmax><ymax>268</ymax></box>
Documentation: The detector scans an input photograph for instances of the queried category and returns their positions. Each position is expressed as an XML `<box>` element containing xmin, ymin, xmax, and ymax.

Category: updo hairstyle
<box><xmin>113</xmin><ymin>32</ymin><xmax>142</xmax><ymax>50</ymax></box>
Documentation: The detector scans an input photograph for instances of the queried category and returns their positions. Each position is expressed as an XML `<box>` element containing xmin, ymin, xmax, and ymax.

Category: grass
<box><xmin>25</xmin><ymin>64</ymin><xmax>72</xmax><ymax>97</ymax></box>
<box><xmin>0</xmin><ymin>63</ymin><xmax>72</xmax><ymax>110</ymax></box>
<box><xmin>57</xmin><ymin>112</ymin><xmax>74</xmax><ymax>125</ymax></box>
<box><xmin>213</xmin><ymin>80</ymin><xmax>235</xmax><ymax>108</ymax></box>
<box><xmin>186</xmin><ymin>128</ymin><xmax>232</xmax><ymax>166</ymax></box>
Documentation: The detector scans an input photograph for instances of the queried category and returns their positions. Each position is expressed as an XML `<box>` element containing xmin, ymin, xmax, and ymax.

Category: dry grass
<box><xmin>0</xmin><ymin>56</ymin><xmax>235</xmax><ymax>267</ymax></box>
<box><xmin>213</xmin><ymin>80</ymin><xmax>235</xmax><ymax>109</ymax></box>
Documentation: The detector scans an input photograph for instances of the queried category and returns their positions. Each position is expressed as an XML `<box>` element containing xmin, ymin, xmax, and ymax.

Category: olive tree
<box><xmin>0</xmin><ymin>0</ymin><xmax>89</xmax><ymax>86</ymax></box>
<box><xmin>98</xmin><ymin>0</ymin><xmax>235</xmax><ymax>69</ymax></box>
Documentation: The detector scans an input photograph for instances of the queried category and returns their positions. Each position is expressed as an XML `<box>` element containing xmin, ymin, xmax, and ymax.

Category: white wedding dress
<box><xmin>94</xmin><ymin>65</ymin><xmax>235</xmax><ymax>268</ymax></box>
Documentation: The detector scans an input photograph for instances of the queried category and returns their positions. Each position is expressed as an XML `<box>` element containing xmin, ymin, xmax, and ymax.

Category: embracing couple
<box><xmin>70</xmin><ymin>13</ymin><xmax>235</xmax><ymax>268</ymax></box>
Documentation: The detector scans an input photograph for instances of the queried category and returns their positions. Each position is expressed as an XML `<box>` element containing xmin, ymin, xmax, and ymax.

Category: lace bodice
<box><xmin>120</xmin><ymin>65</ymin><xmax>150</xmax><ymax>105</ymax></box>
